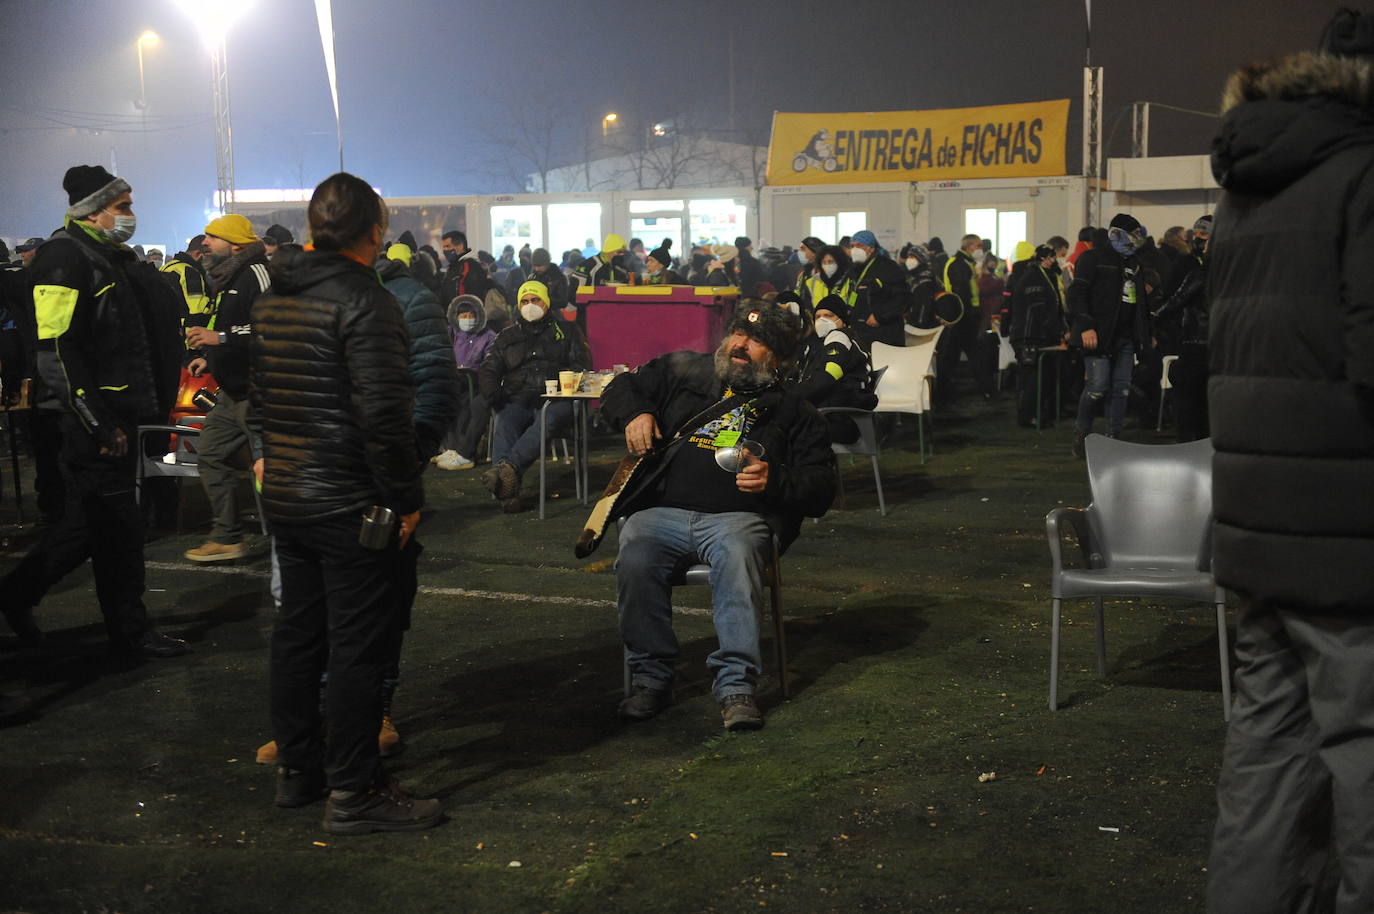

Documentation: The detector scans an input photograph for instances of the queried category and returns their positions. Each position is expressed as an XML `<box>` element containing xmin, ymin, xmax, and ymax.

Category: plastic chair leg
<box><xmin>870</xmin><ymin>454</ymin><xmax>886</xmax><ymax>516</ymax></box>
<box><xmin>1049</xmin><ymin>598</ymin><xmax>1062</xmax><ymax>711</ymax></box>
<box><xmin>1094</xmin><ymin>598</ymin><xmax>1107</xmax><ymax>678</ymax></box>
<box><xmin>768</xmin><ymin>543</ymin><xmax>789</xmax><ymax>699</ymax></box>
<box><xmin>1216</xmin><ymin>600</ymin><xmax>1232</xmax><ymax>722</ymax></box>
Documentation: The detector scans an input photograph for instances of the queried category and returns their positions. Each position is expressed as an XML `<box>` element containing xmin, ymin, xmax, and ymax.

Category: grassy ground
<box><xmin>0</xmin><ymin>397</ymin><xmax>1230</xmax><ymax>913</ymax></box>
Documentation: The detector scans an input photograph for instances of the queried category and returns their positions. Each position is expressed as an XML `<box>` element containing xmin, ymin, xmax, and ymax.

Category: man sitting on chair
<box><xmin>599</xmin><ymin>307</ymin><xmax>835</xmax><ymax>731</ymax></box>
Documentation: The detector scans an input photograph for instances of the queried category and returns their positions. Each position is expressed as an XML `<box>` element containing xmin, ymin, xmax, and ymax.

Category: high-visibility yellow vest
<box><xmin>162</xmin><ymin>259</ymin><xmax>210</xmax><ymax>315</ymax></box>
<box><xmin>943</xmin><ymin>253</ymin><xmax>980</xmax><ymax>309</ymax></box>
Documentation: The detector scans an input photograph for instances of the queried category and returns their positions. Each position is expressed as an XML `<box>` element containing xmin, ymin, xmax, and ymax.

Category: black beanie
<box><xmin>396</xmin><ymin>229</ymin><xmax>417</xmax><ymax>252</ymax></box>
<box><xmin>815</xmin><ymin>293</ymin><xmax>852</xmax><ymax>325</ymax></box>
<box><xmin>726</xmin><ymin>305</ymin><xmax>802</xmax><ymax>359</ymax></box>
<box><xmin>532</xmin><ymin>247</ymin><xmax>552</xmax><ymax>267</ymax></box>
<box><xmin>63</xmin><ymin>165</ymin><xmax>131</xmax><ymax>218</ymax></box>
<box><xmin>264</xmin><ymin>224</ymin><xmax>294</xmax><ymax>246</ymax></box>
<box><xmin>647</xmin><ymin>239</ymin><xmax>673</xmax><ymax>268</ymax></box>
<box><xmin>928</xmin><ymin>237</ymin><xmax>945</xmax><ymax>253</ymax></box>
<box><xmin>1320</xmin><ymin>7</ymin><xmax>1374</xmax><ymax>59</ymax></box>
<box><xmin>1109</xmin><ymin>213</ymin><xmax>1142</xmax><ymax>233</ymax></box>
<box><xmin>734</xmin><ymin>236</ymin><xmax>752</xmax><ymax>250</ymax></box>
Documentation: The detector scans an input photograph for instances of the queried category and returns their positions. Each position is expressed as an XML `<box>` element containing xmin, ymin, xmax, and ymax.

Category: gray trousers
<box><xmin>1207</xmin><ymin>601</ymin><xmax>1374</xmax><ymax>914</ymax></box>
<box><xmin>197</xmin><ymin>391</ymin><xmax>252</xmax><ymax>544</ymax></box>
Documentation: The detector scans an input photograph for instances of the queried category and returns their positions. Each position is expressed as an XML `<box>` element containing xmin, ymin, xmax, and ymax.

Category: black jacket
<box><xmin>573</xmin><ymin>254</ymin><xmax>628</xmax><ymax>288</ymax></box>
<box><xmin>526</xmin><ymin>266</ymin><xmax>570</xmax><ymax>309</ymax></box>
<box><xmin>1208</xmin><ymin>52</ymin><xmax>1374</xmax><ymax>612</ymax></box>
<box><xmin>29</xmin><ymin>222</ymin><xmax>183</xmax><ymax>441</ymax></box>
<box><xmin>1152</xmin><ymin>255</ymin><xmax>1208</xmax><ymax>347</ymax></box>
<box><xmin>1064</xmin><ymin>235</ymin><xmax>1153</xmax><ymax>350</ymax></box>
<box><xmin>736</xmin><ymin>250</ymin><xmax>765</xmax><ymax>297</ymax></box>
<box><xmin>599</xmin><ymin>350</ymin><xmax>835</xmax><ymax>549</ymax></box>
<box><xmin>204</xmin><ymin>244</ymin><xmax>271</xmax><ymax>399</ymax></box>
<box><xmin>250</xmin><ymin>249</ymin><xmax>424</xmax><ymax>524</ymax></box>
<box><xmin>794</xmin><ymin>328</ymin><xmax>875</xmax><ymax>411</ymax></box>
<box><xmin>847</xmin><ymin>254</ymin><xmax>909</xmax><ymax>348</ymax></box>
<box><xmin>1008</xmin><ymin>262</ymin><xmax>1066</xmax><ymax>349</ymax></box>
<box><xmin>477</xmin><ymin>313</ymin><xmax>590</xmax><ymax>409</ymax></box>
<box><xmin>377</xmin><ymin>257</ymin><xmax>459</xmax><ymax>457</ymax></box>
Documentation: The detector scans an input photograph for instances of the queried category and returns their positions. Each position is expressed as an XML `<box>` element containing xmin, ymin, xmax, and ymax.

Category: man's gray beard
<box><xmin>713</xmin><ymin>339</ymin><xmax>774</xmax><ymax>390</ymax></box>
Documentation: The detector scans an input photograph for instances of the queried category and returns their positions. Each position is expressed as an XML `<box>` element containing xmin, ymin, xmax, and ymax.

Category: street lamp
<box><xmin>135</xmin><ymin>30</ymin><xmax>159</xmax><ymax>110</ymax></box>
<box><xmin>602</xmin><ymin>112</ymin><xmax>618</xmax><ymax>136</ymax></box>
<box><xmin>177</xmin><ymin>0</ymin><xmax>255</xmax><ymax>213</ymax></box>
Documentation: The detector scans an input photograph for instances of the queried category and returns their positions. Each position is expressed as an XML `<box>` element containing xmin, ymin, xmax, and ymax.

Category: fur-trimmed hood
<box><xmin>1213</xmin><ymin>52</ymin><xmax>1374</xmax><ymax>194</ymax></box>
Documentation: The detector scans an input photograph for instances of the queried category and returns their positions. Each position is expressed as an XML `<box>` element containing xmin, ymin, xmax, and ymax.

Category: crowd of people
<box><xmin>1</xmin><ymin>24</ymin><xmax>1371</xmax><ymax>904</ymax></box>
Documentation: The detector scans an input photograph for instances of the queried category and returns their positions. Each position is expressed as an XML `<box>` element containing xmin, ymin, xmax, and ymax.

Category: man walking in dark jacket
<box><xmin>598</xmin><ymin>307</ymin><xmax>834</xmax><ymax>730</ymax></box>
<box><xmin>184</xmin><ymin>214</ymin><xmax>272</xmax><ymax>562</ymax></box>
<box><xmin>478</xmin><ymin>280</ymin><xmax>591</xmax><ymax>513</ymax></box>
<box><xmin>1008</xmin><ymin>244</ymin><xmax>1067</xmax><ymax>428</ymax></box>
<box><xmin>935</xmin><ymin>234</ymin><xmax>992</xmax><ymax>407</ymax></box>
<box><xmin>1204</xmin><ymin>19</ymin><xmax>1374</xmax><ymax>911</ymax></box>
<box><xmin>0</xmin><ymin>165</ymin><xmax>187</xmax><ymax>661</ymax></box>
<box><xmin>1065</xmin><ymin>215</ymin><xmax>1154</xmax><ymax>456</ymax></box>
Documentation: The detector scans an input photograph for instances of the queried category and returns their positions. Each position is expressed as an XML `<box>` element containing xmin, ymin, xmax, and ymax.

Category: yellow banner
<box><xmin>767</xmin><ymin>99</ymin><xmax>1070</xmax><ymax>185</ymax></box>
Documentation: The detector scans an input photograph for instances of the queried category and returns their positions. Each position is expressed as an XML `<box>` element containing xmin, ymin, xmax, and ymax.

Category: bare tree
<box><xmin>475</xmin><ymin>96</ymin><xmax>565</xmax><ymax>193</ymax></box>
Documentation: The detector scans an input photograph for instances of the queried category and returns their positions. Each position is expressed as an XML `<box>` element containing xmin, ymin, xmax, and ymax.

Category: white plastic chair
<box><xmin>1157</xmin><ymin>354</ymin><xmax>1179</xmax><ymax>431</ymax></box>
<box><xmin>870</xmin><ymin>329</ymin><xmax>943</xmax><ymax>462</ymax></box>
<box><xmin>996</xmin><ymin>335</ymin><xmax>1016</xmax><ymax>391</ymax></box>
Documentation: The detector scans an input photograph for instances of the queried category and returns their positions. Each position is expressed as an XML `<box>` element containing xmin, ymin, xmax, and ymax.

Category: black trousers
<box><xmin>270</xmin><ymin>513</ymin><xmax>400</xmax><ymax>791</ymax></box>
<box><xmin>1171</xmin><ymin>343</ymin><xmax>1210</xmax><ymax>443</ymax></box>
<box><xmin>0</xmin><ymin>414</ymin><xmax>148</xmax><ymax>649</ymax></box>
<box><xmin>934</xmin><ymin>314</ymin><xmax>992</xmax><ymax>406</ymax></box>
<box><xmin>1014</xmin><ymin>344</ymin><xmax>1060</xmax><ymax>427</ymax></box>
<box><xmin>27</xmin><ymin>408</ymin><xmax>65</xmax><ymax>521</ymax></box>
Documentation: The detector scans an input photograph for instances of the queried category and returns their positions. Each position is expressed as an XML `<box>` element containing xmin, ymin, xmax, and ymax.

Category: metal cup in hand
<box><xmin>358</xmin><ymin>505</ymin><xmax>396</xmax><ymax>550</ymax></box>
<box><xmin>192</xmin><ymin>388</ymin><xmax>219</xmax><ymax>412</ymax></box>
<box><xmin>714</xmin><ymin>440</ymin><xmax>765</xmax><ymax>474</ymax></box>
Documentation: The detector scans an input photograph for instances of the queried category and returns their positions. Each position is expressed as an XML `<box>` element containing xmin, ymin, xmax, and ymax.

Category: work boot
<box><xmin>378</xmin><ymin>716</ymin><xmax>401</xmax><ymax>757</ymax></box>
<box><xmin>1071</xmin><ymin>430</ymin><xmax>1088</xmax><ymax>459</ymax></box>
<box><xmin>275</xmin><ymin>766</ymin><xmax>327</xmax><ymax>808</ymax></box>
<box><xmin>322</xmin><ymin>780</ymin><xmax>444</xmax><ymax>835</ymax></box>
<box><xmin>618</xmin><ymin>684</ymin><xmax>672</xmax><ymax>721</ymax></box>
<box><xmin>184</xmin><ymin>541</ymin><xmax>246</xmax><ymax>563</ymax></box>
<box><xmin>2</xmin><ymin>604</ymin><xmax>43</xmax><ymax>642</ymax></box>
<box><xmin>482</xmin><ymin>460</ymin><xmax>520</xmax><ymax>500</ymax></box>
<box><xmin>720</xmin><ymin>694</ymin><xmax>764</xmax><ymax>732</ymax></box>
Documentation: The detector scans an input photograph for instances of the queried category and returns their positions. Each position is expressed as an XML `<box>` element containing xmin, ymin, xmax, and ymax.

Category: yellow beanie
<box><xmin>1014</xmin><ymin>240</ymin><xmax>1035</xmax><ymax>262</ymax></box>
<box><xmin>386</xmin><ymin>243</ymin><xmax>412</xmax><ymax>267</ymax></box>
<box><xmin>203</xmin><ymin>213</ymin><xmax>259</xmax><ymax>246</ymax></box>
<box><xmin>517</xmin><ymin>280</ymin><xmax>550</xmax><ymax>308</ymax></box>
<box><xmin>601</xmin><ymin>233</ymin><xmax>626</xmax><ymax>255</ymax></box>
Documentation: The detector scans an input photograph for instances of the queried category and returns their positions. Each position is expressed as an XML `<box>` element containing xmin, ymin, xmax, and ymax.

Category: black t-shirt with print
<box><xmin>658</xmin><ymin>392</ymin><xmax>764</xmax><ymax>515</ymax></box>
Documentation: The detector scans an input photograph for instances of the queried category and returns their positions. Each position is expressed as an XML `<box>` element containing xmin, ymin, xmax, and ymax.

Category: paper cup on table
<box><xmin>545</xmin><ymin>379</ymin><xmax>559</xmax><ymax>395</ymax></box>
<box><xmin>559</xmin><ymin>370</ymin><xmax>577</xmax><ymax>394</ymax></box>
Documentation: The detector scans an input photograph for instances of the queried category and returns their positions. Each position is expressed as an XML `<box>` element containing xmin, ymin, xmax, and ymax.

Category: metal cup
<box><xmin>192</xmin><ymin>388</ymin><xmax>219</xmax><ymax>412</ymax></box>
<box><xmin>358</xmin><ymin>505</ymin><xmax>396</xmax><ymax>550</ymax></box>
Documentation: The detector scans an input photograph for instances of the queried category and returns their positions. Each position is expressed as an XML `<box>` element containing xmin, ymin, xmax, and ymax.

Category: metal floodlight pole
<box><xmin>210</xmin><ymin>38</ymin><xmax>236</xmax><ymax>213</ymax></box>
<box><xmin>1082</xmin><ymin>66</ymin><xmax>1104</xmax><ymax>227</ymax></box>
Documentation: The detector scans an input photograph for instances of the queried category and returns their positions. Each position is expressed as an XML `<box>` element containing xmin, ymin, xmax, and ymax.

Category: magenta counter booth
<box><xmin>575</xmin><ymin>285</ymin><xmax>740</xmax><ymax>369</ymax></box>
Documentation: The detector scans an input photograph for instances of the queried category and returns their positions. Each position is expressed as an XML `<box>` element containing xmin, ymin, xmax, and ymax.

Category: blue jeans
<box><xmin>1075</xmin><ymin>339</ymin><xmax>1134</xmax><ymax>436</ymax></box>
<box><xmin>493</xmin><ymin>400</ymin><xmax>573</xmax><ymax>474</ymax></box>
<box><xmin>616</xmin><ymin>507</ymin><xmax>769</xmax><ymax>699</ymax></box>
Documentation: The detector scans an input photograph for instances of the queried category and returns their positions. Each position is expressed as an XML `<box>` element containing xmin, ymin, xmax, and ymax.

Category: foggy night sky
<box><xmin>0</xmin><ymin>0</ymin><xmax>1330</xmax><ymax>248</ymax></box>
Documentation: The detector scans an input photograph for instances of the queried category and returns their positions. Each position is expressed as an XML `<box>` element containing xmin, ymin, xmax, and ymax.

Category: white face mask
<box><xmin>99</xmin><ymin>208</ymin><xmax>137</xmax><ymax>244</ymax></box>
<box><xmin>850</xmin><ymin>247</ymin><xmax>869</xmax><ymax>264</ymax></box>
<box><xmin>1057</xmin><ymin>257</ymin><xmax>1070</xmax><ymax>270</ymax></box>
<box><xmin>971</xmin><ymin>249</ymin><xmax>987</xmax><ymax>265</ymax></box>
<box><xmin>904</xmin><ymin>257</ymin><xmax>919</xmax><ymax>270</ymax></box>
<box><xmin>457</xmin><ymin>317</ymin><xmax>477</xmax><ymax>332</ymax></box>
<box><xmin>520</xmin><ymin>303</ymin><xmax>547</xmax><ymax>323</ymax></box>
<box><xmin>821</xmin><ymin>262</ymin><xmax>838</xmax><ymax>278</ymax></box>
<box><xmin>814</xmin><ymin>317</ymin><xmax>838</xmax><ymax>337</ymax></box>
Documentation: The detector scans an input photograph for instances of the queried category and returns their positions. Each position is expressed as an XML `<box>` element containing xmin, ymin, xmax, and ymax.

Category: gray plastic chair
<box><xmin>135</xmin><ymin>419</ymin><xmax>267</xmax><ymax>535</ymax></box>
<box><xmin>818</xmin><ymin>407</ymin><xmax>886</xmax><ymax>515</ymax></box>
<box><xmin>617</xmin><ymin>521</ymin><xmax>789</xmax><ymax>700</ymax></box>
<box><xmin>1045</xmin><ymin>435</ymin><xmax>1231</xmax><ymax>719</ymax></box>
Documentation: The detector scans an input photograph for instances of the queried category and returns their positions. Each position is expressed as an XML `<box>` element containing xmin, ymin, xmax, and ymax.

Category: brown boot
<box><xmin>184</xmin><ymin>541</ymin><xmax>246</xmax><ymax>563</ymax></box>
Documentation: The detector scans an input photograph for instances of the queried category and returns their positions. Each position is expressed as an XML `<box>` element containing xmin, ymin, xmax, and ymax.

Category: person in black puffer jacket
<box><xmin>1204</xmin><ymin>21</ymin><xmax>1374</xmax><ymax>912</ymax></box>
<box><xmin>250</xmin><ymin>172</ymin><xmax>441</xmax><ymax>835</ymax></box>
<box><xmin>1007</xmin><ymin>245</ymin><xmax>1067</xmax><ymax>428</ymax></box>
<box><xmin>377</xmin><ymin>243</ymin><xmax>459</xmax><ymax>459</ymax></box>
<box><xmin>477</xmin><ymin>279</ymin><xmax>590</xmax><ymax>512</ymax></box>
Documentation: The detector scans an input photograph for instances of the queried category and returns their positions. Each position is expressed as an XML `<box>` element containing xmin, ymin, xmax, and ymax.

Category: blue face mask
<box><xmin>1107</xmin><ymin>227</ymin><xmax>1138</xmax><ymax>257</ymax></box>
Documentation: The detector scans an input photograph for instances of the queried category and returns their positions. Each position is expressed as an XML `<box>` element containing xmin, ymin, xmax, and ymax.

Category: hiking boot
<box><xmin>618</xmin><ymin>684</ymin><xmax>672</xmax><ymax>721</ymax></box>
<box><xmin>256</xmin><ymin>739</ymin><xmax>279</xmax><ymax>765</ymax></box>
<box><xmin>184</xmin><ymin>540</ymin><xmax>246</xmax><ymax>563</ymax></box>
<box><xmin>2</xmin><ymin>604</ymin><xmax>43</xmax><ymax>642</ymax></box>
<box><xmin>435</xmin><ymin>450</ymin><xmax>474</xmax><ymax>471</ymax></box>
<box><xmin>720</xmin><ymin>694</ymin><xmax>764</xmax><ymax>731</ymax></box>
<box><xmin>137</xmin><ymin>630</ymin><xmax>190</xmax><ymax>658</ymax></box>
<box><xmin>322</xmin><ymin>781</ymin><xmax>444</xmax><ymax>835</ymax></box>
<box><xmin>378</xmin><ymin>716</ymin><xmax>401</xmax><ymax>757</ymax></box>
<box><xmin>275</xmin><ymin>766</ymin><xmax>327</xmax><ymax>808</ymax></box>
<box><xmin>482</xmin><ymin>460</ymin><xmax>520</xmax><ymax>499</ymax></box>
<box><xmin>1071</xmin><ymin>430</ymin><xmax>1088</xmax><ymax>459</ymax></box>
